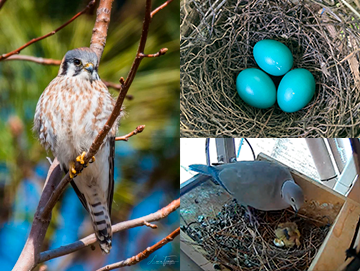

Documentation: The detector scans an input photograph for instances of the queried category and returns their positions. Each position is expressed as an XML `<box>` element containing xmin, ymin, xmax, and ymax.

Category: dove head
<box><xmin>282</xmin><ymin>180</ymin><xmax>304</xmax><ymax>212</ymax></box>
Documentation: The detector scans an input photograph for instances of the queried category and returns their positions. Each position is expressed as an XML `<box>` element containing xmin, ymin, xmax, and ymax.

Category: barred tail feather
<box><xmin>88</xmin><ymin>201</ymin><xmax>112</xmax><ymax>254</ymax></box>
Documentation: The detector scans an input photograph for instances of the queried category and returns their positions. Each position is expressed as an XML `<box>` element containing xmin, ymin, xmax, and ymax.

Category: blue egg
<box><xmin>236</xmin><ymin>68</ymin><xmax>276</xmax><ymax>109</ymax></box>
<box><xmin>253</xmin><ymin>40</ymin><xmax>293</xmax><ymax>76</ymax></box>
<box><xmin>277</xmin><ymin>69</ymin><xmax>316</xmax><ymax>113</ymax></box>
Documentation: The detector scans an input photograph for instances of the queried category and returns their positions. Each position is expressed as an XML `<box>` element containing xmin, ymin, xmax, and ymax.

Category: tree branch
<box><xmin>97</xmin><ymin>227</ymin><xmax>180</xmax><ymax>271</ymax></box>
<box><xmin>13</xmin><ymin>159</ymin><xmax>63</xmax><ymax>270</ymax></box>
<box><xmin>39</xmin><ymin>198</ymin><xmax>180</xmax><ymax>263</ymax></box>
<box><xmin>0</xmin><ymin>0</ymin><xmax>95</xmax><ymax>61</ymax></box>
<box><xmin>115</xmin><ymin>125</ymin><xmax>145</xmax><ymax>141</ymax></box>
<box><xmin>103</xmin><ymin>81</ymin><xmax>134</xmax><ymax>99</ymax></box>
<box><xmin>90</xmin><ymin>0</ymin><xmax>114</xmax><ymax>63</ymax></box>
<box><xmin>151</xmin><ymin>0</ymin><xmax>173</xmax><ymax>18</ymax></box>
<box><xmin>6</xmin><ymin>55</ymin><xmax>62</xmax><ymax>65</ymax></box>
<box><xmin>138</xmin><ymin>47</ymin><xmax>168</xmax><ymax>58</ymax></box>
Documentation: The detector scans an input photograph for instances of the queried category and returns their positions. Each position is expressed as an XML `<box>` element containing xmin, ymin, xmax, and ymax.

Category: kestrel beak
<box><xmin>84</xmin><ymin>62</ymin><xmax>94</xmax><ymax>73</ymax></box>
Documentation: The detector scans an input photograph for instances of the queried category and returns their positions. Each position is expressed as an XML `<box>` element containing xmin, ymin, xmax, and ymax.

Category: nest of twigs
<box><xmin>180</xmin><ymin>0</ymin><xmax>360</xmax><ymax>137</ymax></box>
<box><xmin>183</xmin><ymin>199</ymin><xmax>330</xmax><ymax>271</ymax></box>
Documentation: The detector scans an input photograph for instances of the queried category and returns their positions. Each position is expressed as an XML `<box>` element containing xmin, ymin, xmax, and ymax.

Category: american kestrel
<box><xmin>34</xmin><ymin>47</ymin><xmax>120</xmax><ymax>254</ymax></box>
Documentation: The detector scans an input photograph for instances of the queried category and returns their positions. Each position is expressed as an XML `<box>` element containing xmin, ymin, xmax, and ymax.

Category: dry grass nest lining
<box><xmin>180</xmin><ymin>0</ymin><xmax>360</xmax><ymax>137</ymax></box>
<box><xmin>183</xmin><ymin>199</ymin><xmax>330</xmax><ymax>271</ymax></box>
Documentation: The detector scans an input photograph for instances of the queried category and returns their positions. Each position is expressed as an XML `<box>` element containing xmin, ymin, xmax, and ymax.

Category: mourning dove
<box><xmin>189</xmin><ymin>161</ymin><xmax>304</xmax><ymax>212</ymax></box>
<box><xmin>274</xmin><ymin>222</ymin><xmax>301</xmax><ymax>248</ymax></box>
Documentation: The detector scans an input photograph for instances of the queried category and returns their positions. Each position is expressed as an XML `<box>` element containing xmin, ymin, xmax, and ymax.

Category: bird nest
<box><xmin>180</xmin><ymin>0</ymin><xmax>360</xmax><ymax>137</ymax></box>
<box><xmin>183</xmin><ymin>199</ymin><xmax>330</xmax><ymax>271</ymax></box>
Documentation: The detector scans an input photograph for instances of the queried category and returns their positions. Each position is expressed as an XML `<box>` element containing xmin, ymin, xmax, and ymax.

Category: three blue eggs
<box><xmin>236</xmin><ymin>39</ymin><xmax>316</xmax><ymax>112</ymax></box>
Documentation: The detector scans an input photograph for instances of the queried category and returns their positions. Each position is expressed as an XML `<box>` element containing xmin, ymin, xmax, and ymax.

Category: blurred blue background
<box><xmin>0</xmin><ymin>0</ymin><xmax>180</xmax><ymax>270</ymax></box>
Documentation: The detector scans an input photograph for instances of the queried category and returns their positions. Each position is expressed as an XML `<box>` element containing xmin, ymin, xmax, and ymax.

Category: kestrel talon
<box><xmin>34</xmin><ymin>47</ymin><xmax>121</xmax><ymax>254</ymax></box>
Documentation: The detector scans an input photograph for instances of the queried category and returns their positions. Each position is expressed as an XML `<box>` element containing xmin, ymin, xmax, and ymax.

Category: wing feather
<box><xmin>70</xmin><ymin>179</ymin><xmax>89</xmax><ymax>211</ymax></box>
<box><xmin>108</xmin><ymin>136</ymin><xmax>115</xmax><ymax>215</ymax></box>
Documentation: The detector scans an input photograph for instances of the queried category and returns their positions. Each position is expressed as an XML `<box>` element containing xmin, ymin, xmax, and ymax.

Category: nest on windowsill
<box><xmin>182</xmin><ymin>199</ymin><xmax>330</xmax><ymax>271</ymax></box>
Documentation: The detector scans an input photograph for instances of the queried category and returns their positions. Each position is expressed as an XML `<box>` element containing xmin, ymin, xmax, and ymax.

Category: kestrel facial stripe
<box><xmin>73</xmin><ymin>68</ymin><xmax>82</xmax><ymax>77</ymax></box>
<box><xmin>60</xmin><ymin>61</ymin><xmax>68</xmax><ymax>76</ymax></box>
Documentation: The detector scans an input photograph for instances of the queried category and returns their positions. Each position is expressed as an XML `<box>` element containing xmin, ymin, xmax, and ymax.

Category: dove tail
<box><xmin>189</xmin><ymin>164</ymin><xmax>233</xmax><ymax>195</ymax></box>
<box><xmin>188</xmin><ymin>164</ymin><xmax>214</xmax><ymax>175</ymax></box>
<box><xmin>88</xmin><ymin>202</ymin><xmax>113</xmax><ymax>254</ymax></box>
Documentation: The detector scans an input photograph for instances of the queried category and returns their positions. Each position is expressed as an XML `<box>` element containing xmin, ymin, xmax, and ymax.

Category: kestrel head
<box><xmin>59</xmin><ymin>47</ymin><xmax>99</xmax><ymax>81</ymax></box>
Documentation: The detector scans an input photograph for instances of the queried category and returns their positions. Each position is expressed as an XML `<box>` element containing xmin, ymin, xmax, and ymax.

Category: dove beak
<box><xmin>293</xmin><ymin>206</ymin><xmax>298</xmax><ymax>216</ymax></box>
<box><xmin>84</xmin><ymin>62</ymin><xmax>94</xmax><ymax>73</ymax></box>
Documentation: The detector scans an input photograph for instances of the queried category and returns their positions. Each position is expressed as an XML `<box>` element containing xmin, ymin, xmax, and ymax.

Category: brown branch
<box><xmin>97</xmin><ymin>227</ymin><xmax>180</xmax><ymax>271</ymax></box>
<box><xmin>103</xmin><ymin>81</ymin><xmax>133</xmax><ymax>99</ymax></box>
<box><xmin>103</xmin><ymin>80</ymin><xmax>122</xmax><ymax>90</ymax></box>
<box><xmin>115</xmin><ymin>125</ymin><xmax>145</xmax><ymax>141</ymax></box>
<box><xmin>0</xmin><ymin>0</ymin><xmax>95</xmax><ymax>61</ymax></box>
<box><xmin>13</xmin><ymin>159</ymin><xmax>63</xmax><ymax>270</ymax></box>
<box><xmin>139</xmin><ymin>47</ymin><xmax>168</xmax><ymax>58</ymax></box>
<box><xmin>143</xmin><ymin>221</ymin><xmax>158</xmax><ymax>229</ymax></box>
<box><xmin>6</xmin><ymin>55</ymin><xmax>62</xmax><ymax>65</ymax></box>
<box><xmin>0</xmin><ymin>0</ymin><xmax>7</xmax><ymax>10</ymax></box>
<box><xmin>39</xmin><ymin>198</ymin><xmax>180</xmax><ymax>263</ymax></box>
<box><xmin>90</xmin><ymin>0</ymin><xmax>114</xmax><ymax>63</ymax></box>
<box><xmin>151</xmin><ymin>0</ymin><xmax>174</xmax><ymax>18</ymax></box>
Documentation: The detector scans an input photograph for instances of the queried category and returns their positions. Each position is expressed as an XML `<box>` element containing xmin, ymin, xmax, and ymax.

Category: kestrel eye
<box><xmin>74</xmin><ymin>59</ymin><xmax>82</xmax><ymax>66</ymax></box>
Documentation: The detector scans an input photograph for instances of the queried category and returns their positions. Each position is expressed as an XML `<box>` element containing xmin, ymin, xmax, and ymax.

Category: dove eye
<box><xmin>74</xmin><ymin>59</ymin><xmax>82</xmax><ymax>66</ymax></box>
<box><xmin>291</xmin><ymin>198</ymin><xmax>295</xmax><ymax>202</ymax></box>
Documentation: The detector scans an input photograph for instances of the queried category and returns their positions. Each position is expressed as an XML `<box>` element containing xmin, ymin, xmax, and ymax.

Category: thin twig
<box><xmin>6</xmin><ymin>55</ymin><xmax>61</xmax><ymax>65</ymax></box>
<box><xmin>339</xmin><ymin>0</ymin><xmax>360</xmax><ymax>18</ymax></box>
<box><xmin>90</xmin><ymin>0</ymin><xmax>114</xmax><ymax>63</ymax></box>
<box><xmin>143</xmin><ymin>221</ymin><xmax>158</xmax><ymax>228</ymax></box>
<box><xmin>103</xmin><ymin>81</ymin><xmax>134</xmax><ymax>99</ymax></box>
<box><xmin>97</xmin><ymin>227</ymin><xmax>180</xmax><ymax>271</ymax></box>
<box><xmin>115</xmin><ymin>125</ymin><xmax>145</xmax><ymax>141</ymax></box>
<box><xmin>0</xmin><ymin>0</ymin><xmax>95</xmax><ymax>61</ymax></box>
<box><xmin>39</xmin><ymin>198</ymin><xmax>180</xmax><ymax>263</ymax></box>
<box><xmin>151</xmin><ymin>0</ymin><xmax>174</xmax><ymax>17</ymax></box>
<box><xmin>102</xmin><ymin>80</ymin><xmax>122</xmax><ymax>90</ymax></box>
<box><xmin>139</xmin><ymin>47</ymin><xmax>168</xmax><ymax>58</ymax></box>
